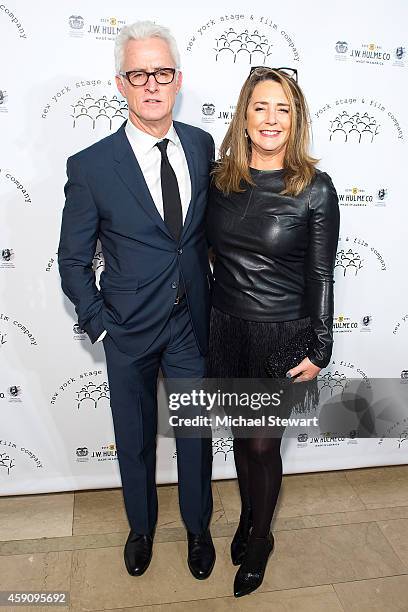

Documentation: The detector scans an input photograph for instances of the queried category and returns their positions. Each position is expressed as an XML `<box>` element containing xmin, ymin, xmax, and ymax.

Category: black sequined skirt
<box><xmin>207</xmin><ymin>307</ymin><xmax>318</xmax><ymax>414</ymax></box>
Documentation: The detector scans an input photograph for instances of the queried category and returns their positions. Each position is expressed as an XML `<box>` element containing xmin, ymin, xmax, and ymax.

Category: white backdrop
<box><xmin>1</xmin><ymin>0</ymin><xmax>407</xmax><ymax>495</ymax></box>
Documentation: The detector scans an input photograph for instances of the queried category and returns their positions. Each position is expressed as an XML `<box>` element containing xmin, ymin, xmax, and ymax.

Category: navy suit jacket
<box><xmin>58</xmin><ymin>120</ymin><xmax>215</xmax><ymax>357</ymax></box>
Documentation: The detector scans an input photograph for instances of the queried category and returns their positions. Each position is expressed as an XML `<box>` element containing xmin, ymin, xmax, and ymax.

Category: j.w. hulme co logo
<box><xmin>333</xmin><ymin>314</ymin><xmax>373</xmax><ymax>334</ymax></box>
<box><xmin>338</xmin><ymin>186</ymin><xmax>389</xmax><ymax>207</ymax></box>
<box><xmin>76</xmin><ymin>442</ymin><xmax>117</xmax><ymax>463</ymax></box>
<box><xmin>68</xmin><ymin>15</ymin><xmax>84</xmax><ymax>32</ymax></box>
<box><xmin>335</xmin><ymin>41</ymin><xmax>406</xmax><ymax>68</ymax></box>
<box><xmin>68</xmin><ymin>15</ymin><xmax>126</xmax><ymax>41</ymax></box>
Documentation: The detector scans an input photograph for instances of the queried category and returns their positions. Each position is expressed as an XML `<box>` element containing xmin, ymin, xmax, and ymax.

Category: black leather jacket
<box><xmin>206</xmin><ymin>168</ymin><xmax>340</xmax><ymax>368</ymax></box>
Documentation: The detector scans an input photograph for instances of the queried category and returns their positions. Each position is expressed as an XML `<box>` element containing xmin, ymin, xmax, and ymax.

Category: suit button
<box><xmin>177</xmin><ymin>248</ymin><xmax>183</xmax><ymax>255</ymax></box>
<box><xmin>171</xmin><ymin>281</ymin><xmax>178</xmax><ymax>289</ymax></box>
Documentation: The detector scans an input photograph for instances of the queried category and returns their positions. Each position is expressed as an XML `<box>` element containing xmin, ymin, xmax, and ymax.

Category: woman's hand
<box><xmin>287</xmin><ymin>357</ymin><xmax>321</xmax><ymax>382</ymax></box>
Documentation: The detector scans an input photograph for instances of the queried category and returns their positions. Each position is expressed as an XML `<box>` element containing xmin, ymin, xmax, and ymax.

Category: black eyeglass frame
<box><xmin>119</xmin><ymin>68</ymin><xmax>178</xmax><ymax>86</ymax></box>
<box><xmin>249</xmin><ymin>66</ymin><xmax>298</xmax><ymax>82</ymax></box>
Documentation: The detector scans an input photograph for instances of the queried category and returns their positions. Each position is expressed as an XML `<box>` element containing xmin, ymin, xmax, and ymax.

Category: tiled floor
<box><xmin>1</xmin><ymin>467</ymin><xmax>408</xmax><ymax>611</ymax></box>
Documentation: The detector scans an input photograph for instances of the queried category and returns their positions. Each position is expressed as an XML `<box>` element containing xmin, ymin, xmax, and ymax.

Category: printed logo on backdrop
<box><xmin>68</xmin><ymin>15</ymin><xmax>84</xmax><ymax>34</ymax></box>
<box><xmin>76</xmin><ymin>446</ymin><xmax>89</xmax><ymax>462</ymax></box>
<box><xmin>296</xmin><ymin>429</ymin><xmax>360</xmax><ymax>449</ymax></box>
<box><xmin>360</xmin><ymin>315</ymin><xmax>373</xmax><ymax>332</ymax></box>
<box><xmin>392</xmin><ymin>313</ymin><xmax>408</xmax><ymax>337</ymax></box>
<box><xmin>0</xmin><ymin>5</ymin><xmax>28</xmax><ymax>39</ymax></box>
<box><xmin>50</xmin><ymin>370</ymin><xmax>109</xmax><ymax>410</ymax></box>
<box><xmin>1</xmin><ymin>249</ymin><xmax>15</xmax><ymax>268</ymax></box>
<box><xmin>77</xmin><ymin>381</ymin><xmax>109</xmax><ymax>410</ymax></box>
<box><xmin>378</xmin><ymin>419</ymin><xmax>408</xmax><ymax>448</ymax></box>
<box><xmin>378</xmin><ymin>376</ymin><xmax>408</xmax><ymax>446</ymax></box>
<box><xmin>202</xmin><ymin>103</ymin><xmax>216</xmax><ymax>123</ymax></box>
<box><xmin>397</xmin><ymin>428</ymin><xmax>408</xmax><ymax>448</ymax></box>
<box><xmin>73</xmin><ymin>324</ymin><xmax>87</xmax><ymax>342</ymax></box>
<box><xmin>335</xmin><ymin>235</ymin><xmax>387</xmax><ymax>278</ymax></box>
<box><xmin>0</xmin><ymin>313</ymin><xmax>38</xmax><ymax>347</ymax></box>
<box><xmin>334</xmin><ymin>41</ymin><xmax>406</xmax><ymax>68</ymax></box>
<box><xmin>314</xmin><ymin>98</ymin><xmax>404</xmax><ymax>142</ymax></box>
<box><xmin>334</xmin><ymin>314</ymin><xmax>374</xmax><ymax>334</ymax></box>
<box><xmin>395</xmin><ymin>47</ymin><xmax>406</xmax><ymax>65</ymax></box>
<box><xmin>338</xmin><ymin>186</ymin><xmax>390</xmax><ymax>207</ymax></box>
<box><xmin>186</xmin><ymin>14</ymin><xmax>300</xmax><ymax>64</ymax></box>
<box><xmin>7</xmin><ymin>386</ymin><xmax>22</xmax><ymax>403</ymax></box>
<box><xmin>41</xmin><ymin>80</ymin><xmax>128</xmax><ymax>135</ymax></box>
<box><xmin>68</xmin><ymin>15</ymin><xmax>125</xmax><ymax>41</ymax></box>
<box><xmin>296</xmin><ymin>361</ymin><xmax>371</xmax><ymax>449</ymax></box>
<box><xmin>75</xmin><ymin>442</ymin><xmax>117</xmax><ymax>463</ymax></box>
<box><xmin>71</xmin><ymin>93</ymin><xmax>127</xmax><ymax>131</ymax></box>
<box><xmin>319</xmin><ymin>360</ymin><xmax>371</xmax><ymax>396</ymax></box>
<box><xmin>213</xmin><ymin>436</ymin><xmax>234</xmax><ymax>460</ymax></box>
<box><xmin>174</xmin><ymin>436</ymin><xmax>234</xmax><ymax>462</ymax></box>
<box><xmin>0</xmin><ymin>450</ymin><xmax>15</xmax><ymax>475</ymax></box>
<box><xmin>317</xmin><ymin>370</ymin><xmax>347</xmax><ymax>397</ymax></box>
<box><xmin>201</xmin><ymin>102</ymin><xmax>237</xmax><ymax>127</ymax></box>
<box><xmin>93</xmin><ymin>248</ymin><xmax>105</xmax><ymax>289</ymax></box>
<box><xmin>0</xmin><ymin>169</ymin><xmax>31</xmax><ymax>204</ymax></box>
<box><xmin>45</xmin><ymin>253</ymin><xmax>57</xmax><ymax>273</ymax></box>
<box><xmin>0</xmin><ymin>89</ymin><xmax>8</xmax><ymax>113</ymax></box>
<box><xmin>93</xmin><ymin>250</ymin><xmax>105</xmax><ymax>271</ymax></box>
<box><xmin>0</xmin><ymin>440</ymin><xmax>44</xmax><ymax>475</ymax></box>
<box><xmin>392</xmin><ymin>315</ymin><xmax>408</xmax><ymax>383</ymax></box>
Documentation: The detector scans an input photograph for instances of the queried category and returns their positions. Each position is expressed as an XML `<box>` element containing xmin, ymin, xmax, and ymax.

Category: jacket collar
<box><xmin>112</xmin><ymin>120</ymin><xmax>198</xmax><ymax>241</ymax></box>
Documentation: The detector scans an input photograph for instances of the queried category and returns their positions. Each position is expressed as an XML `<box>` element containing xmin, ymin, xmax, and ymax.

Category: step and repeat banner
<box><xmin>1</xmin><ymin>1</ymin><xmax>407</xmax><ymax>495</ymax></box>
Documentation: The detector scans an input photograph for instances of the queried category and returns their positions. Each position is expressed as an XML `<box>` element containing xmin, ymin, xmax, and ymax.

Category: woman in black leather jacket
<box><xmin>206</xmin><ymin>67</ymin><xmax>340</xmax><ymax>597</ymax></box>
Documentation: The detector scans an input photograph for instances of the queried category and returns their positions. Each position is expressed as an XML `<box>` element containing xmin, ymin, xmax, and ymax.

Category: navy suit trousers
<box><xmin>102</xmin><ymin>300</ymin><xmax>213</xmax><ymax>534</ymax></box>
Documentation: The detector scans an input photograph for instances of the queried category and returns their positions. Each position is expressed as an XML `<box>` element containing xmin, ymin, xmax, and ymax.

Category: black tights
<box><xmin>233</xmin><ymin>435</ymin><xmax>283</xmax><ymax>538</ymax></box>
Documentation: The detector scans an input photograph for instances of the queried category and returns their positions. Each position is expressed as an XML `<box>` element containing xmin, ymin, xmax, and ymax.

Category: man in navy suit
<box><xmin>58</xmin><ymin>21</ymin><xmax>215</xmax><ymax>579</ymax></box>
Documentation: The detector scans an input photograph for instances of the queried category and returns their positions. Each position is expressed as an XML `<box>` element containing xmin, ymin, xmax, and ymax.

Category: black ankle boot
<box><xmin>230</xmin><ymin>510</ymin><xmax>252</xmax><ymax>566</ymax></box>
<box><xmin>233</xmin><ymin>532</ymin><xmax>274</xmax><ymax>597</ymax></box>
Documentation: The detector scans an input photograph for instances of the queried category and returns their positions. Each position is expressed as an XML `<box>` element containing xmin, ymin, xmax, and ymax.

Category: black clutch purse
<box><xmin>264</xmin><ymin>325</ymin><xmax>315</xmax><ymax>379</ymax></box>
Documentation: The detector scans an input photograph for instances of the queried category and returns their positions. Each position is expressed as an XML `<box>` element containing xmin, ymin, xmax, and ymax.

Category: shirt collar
<box><xmin>125</xmin><ymin>119</ymin><xmax>179</xmax><ymax>155</ymax></box>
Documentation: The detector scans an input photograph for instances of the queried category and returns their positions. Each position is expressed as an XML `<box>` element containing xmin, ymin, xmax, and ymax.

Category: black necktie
<box><xmin>156</xmin><ymin>139</ymin><xmax>182</xmax><ymax>241</ymax></box>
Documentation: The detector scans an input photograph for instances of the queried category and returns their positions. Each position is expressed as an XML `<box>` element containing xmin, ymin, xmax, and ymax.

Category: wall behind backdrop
<box><xmin>1</xmin><ymin>0</ymin><xmax>407</xmax><ymax>495</ymax></box>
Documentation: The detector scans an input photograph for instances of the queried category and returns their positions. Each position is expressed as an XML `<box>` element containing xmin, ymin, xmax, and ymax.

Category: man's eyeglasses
<box><xmin>249</xmin><ymin>66</ymin><xmax>298</xmax><ymax>82</ymax></box>
<box><xmin>119</xmin><ymin>68</ymin><xmax>177</xmax><ymax>87</ymax></box>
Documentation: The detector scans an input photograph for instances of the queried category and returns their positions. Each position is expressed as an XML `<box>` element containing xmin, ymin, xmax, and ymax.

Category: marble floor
<box><xmin>1</xmin><ymin>466</ymin><xmax>408</xmax><ymax>611</ymax></box>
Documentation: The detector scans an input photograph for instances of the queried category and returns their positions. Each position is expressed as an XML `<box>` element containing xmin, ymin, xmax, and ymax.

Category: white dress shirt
<box><xmin>97</xmin><ymin>120</ymin><xmax>191</xmax><ymax>342</ymax></box>
<box><xmin>125</xmin><ymin>119</ymin><xmax>191</xmax><ymax>220</ymax></box>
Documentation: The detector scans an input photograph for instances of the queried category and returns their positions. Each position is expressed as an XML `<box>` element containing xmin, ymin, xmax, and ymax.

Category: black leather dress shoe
<box><xmin>187</xmin><ymin>530</ymin><xmax>216</xmax><ymax>579</ymax></box>
<box><xmin>231</xmin><ymin>511</ymin><xmax>252</xmax><ymax>566</ymax></box>
<box><xmin>124</xmin><ymin>530</ymin><xmax>153</xmax><ymax>576</ymax></box>
<box><xmin>233</xmin><ymin>532</ymin><xmax>274</xmax><ymax>597</ymax></box>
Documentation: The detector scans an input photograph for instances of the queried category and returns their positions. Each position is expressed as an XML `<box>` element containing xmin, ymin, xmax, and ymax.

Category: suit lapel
<box><xmin>174</xmin><ymin>122</ymin><xmax>198</xmax><ymax>239</ymax></box>
<box><xmin>112</xmin><ymin>122</ymin><xmax>173</xmax><ymax>239</ymax></box>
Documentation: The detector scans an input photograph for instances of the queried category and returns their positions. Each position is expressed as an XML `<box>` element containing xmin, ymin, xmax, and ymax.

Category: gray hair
<box><xmin>114</xmin><ymin>20</ymin><xmax>181</xmax><ymax>74</ymax></box>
